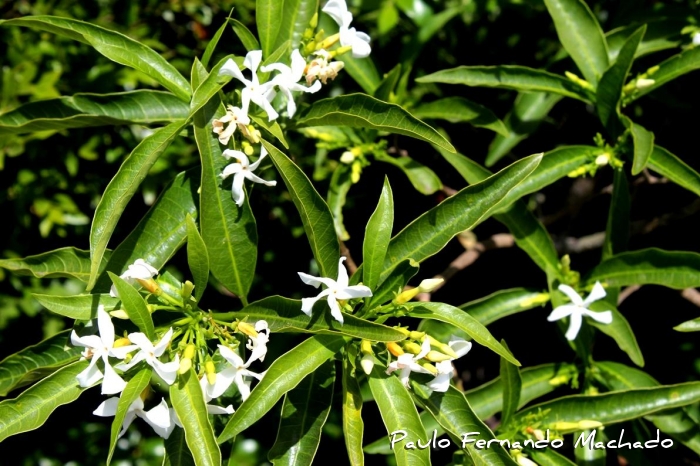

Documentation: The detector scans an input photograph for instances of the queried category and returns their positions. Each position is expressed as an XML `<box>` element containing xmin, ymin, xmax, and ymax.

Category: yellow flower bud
<box><xmin>424</xmin><ymin>350</ymin><xmax>453</xmax><ymax>362</ymax></box>
<box><xmin>387</xmin><ymin>342</ymin><xmax>404</xmax><ymax>356</ymax></box>
<box><xmin>393</xmin><ymin>287</ymin><xmax>420</xmax><ymax>305</ymax></box>
<box><xmin>360</xmin><ymin>340</ymin><xmax>374</xmax><ymax>355</ymax></box>
<box><xmin>417</xmin><ymin>360</ymin><xmax>438</xmax><ymax>375</ymax></box>
<box><xmin>317</xmin><ymin>32</ymin><xmax>338</xmax><ymax>50</ymax></box>
<box><xmin>550</xmin><ymin>420</ymin><xmax>602</xmax><ymax>432</ymax></box>
<box><xmin>183</xmin><ymin>344</ymin><xmax>196</xmax><ymax>360</ymax></box>
<box><xmin>113</xmin><ymin>337</ymin><xmax>133</xmax><ymax>348</ymax></box>
<box><xmin>136</xmin><ymin>278</ymin><xmax>162</xmax><ymax>295</ymax></box>
<box><xmin>238</xmin><ymin>321</ymin><xmax>258</xmax><ymax>338</ymax></box>
<box><xmin>333</xmin><ymin>45</ymin><xmax>353</xmax><ymax>57</ymax></box>
<box><xmin>408</xmin><ymin>331</ymin><xmax>425</xmax><ymax>340</ymax></box>
<box><xmin>205</xmin><ymin>360</ymin><xmax>217</xmax><ymax>385</ymax></box>
<box><xmin>402</xmin><ymin>341</ymin><xmax>423</xmax><ymax>355</ymax></box>
<box><xmin>309</xmin><ymin>12</ymin><xmax>318</xmax><ymax>28</ymax></box>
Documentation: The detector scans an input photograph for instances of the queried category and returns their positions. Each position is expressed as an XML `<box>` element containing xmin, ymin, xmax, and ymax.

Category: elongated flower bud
<box><xmin>402</xmin><ymin>341</ymin><xmax>423</xmax><ymax>355</ymax></box>
<box><xmin>387</xmin><ymin>342</ymin><xmax>404</xmax><ymax>356</ymax></box>
<box><xmin>424</xmin><ymin>350</ymin><xmax>453</xmax><ymax>362</ymax></box>
<box><xmin>205</xmin><ymin>360</ymin><xmax>217</xmax><ymax>385</ymax></box>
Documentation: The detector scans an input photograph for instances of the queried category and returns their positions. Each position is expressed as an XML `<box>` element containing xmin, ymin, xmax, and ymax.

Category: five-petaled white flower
<box><xmin>219</xmin><ymin>50</ymin><xmax>279</xmax><ymax>121</ymax></box>
<box><xmin>212</xmin><ymin>105</ymin><xmax>251</xmax><ymax>145</ymax></box>
<box><xmin>110</xmin><ymin>259</ymin><xmax>158</xmax><ymax>298</ymax></box>
<box><xmin>245</xmin><ymin>320</ymin><xmax>271</xmax><ymax>364</ymax></box>
<box><xmin>547</xmin><ymin>282</ymin><xmax>613</xmax><ymax>341</ymax></box>
<box><xmin>94</xmin><ymin>396</ymin><xmax>173</xmax><ymax>439</ymax></box>
<box><xmin>261</xmin><ymin>50</ymin><xmax>322</xmax><ymax>117</ymax></box>
<box><xmin>115</xmin><ymin>328</ymin><xmax>179</xmax><ymax>385</ymax></box>
<box><xmin>200</xmin><ymin>345</ymin><xmax>265</xmax><ymax>401</ymax></box>
<box><xmin>298</xmin><ymin>256</ymin><xmax>372</xmax><ymax>324</ymax></box>
<box><xmin>322</xmin><ymin>0</ymin><xmax>372</xmax><ymax>58</ymax></box>
<box><xmin>426</xmin><ymin>336</ymin><xmax>472</xmax><ymax>392</ymax></box>
<box><xmin>71</xmin><ymin>305</ymin><xmax>137</xmax><ymax>395</ymax></box>
<box><xmin>386</xmin><ymin>339</ymin><xmax>432</xmax><ymax>387</ymax></box>
<box><xmin>220</xmin><ymin>147</ymin><xmax>277</xmax><ymax>207</ymax></box>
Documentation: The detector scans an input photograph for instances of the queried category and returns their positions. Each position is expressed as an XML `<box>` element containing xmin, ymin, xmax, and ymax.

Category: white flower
<box><xmin>305</xmin><ymin>49</ymin><xmax>345</xmax><ymax>85</ymax></box>
<box><xmin>94</xmin><ymin>396</ymin><xmax>173</xmax><ymax>439</ymax></box>
<box><xmin>219</xmin><ymin>50</ymin><xmax>279</xmax><ymax>121</ymax></box>
<box><xmin>693</xmin><ymin>32</ymin><xmax>700</xmax><ymax>46</ymax></box>
<box><xmin>71</xmin><ymin>305</ymin><xmax>137</xmax><ymax>395</ymax></box>
<box><xmin>200</xmin><ymin>345</ymin><xmax>265</xmax><ymax>402</ymax></box>
<box><xmin>386</xmin><ymin>339</ymin><xmax>432</xmax><ymax>387</ymax></box>
<box><xmin>426</xmin><ymin>336</ymin><xmax>472</xmax><ymax>393</ymax></box>
<box><xmin>115</xmin><ymin>328</ymin><xmax>179</xmax><ymax>385</ymax></box>
<box><xmin>245</xmin><ymin>320</ymin><xmax>270</xmax><ymax>364</ymax></box>
<box><xmin>261</xmin><ymin>49</ymin><xmax>322</xmax><ymax>117</ymax></box>
<box><xmin>298</xmin><ymin>256</ymin><xmax>372</xmax><ymax>324</ymax></box>
<box><xmin>110</xmin><ymin>259</ymin><xmax>158</xmax><ymax>298</ymax></box>
<box><xmin>220</xmin><ymin>147</ymin><xmax>277</xmax><ymax>207</ymax></box>
<box><xmin>198</xmin><ymin>376</ymin><xmax>235</xmax><ymax>414</ymax></box>
<box><xmin>212</xmin><ymin>105</ymin><xmax>251</xmax><ymax>145</ymax></box>
<box><xmin>547</xmin><ymin>282</ymin><xmax>613</xmax><ymax>341</ymax></box>
<box><xmin>322</xmin><ymin>0</ymin><xmax>372</xmax><ymax>58</ymax></box>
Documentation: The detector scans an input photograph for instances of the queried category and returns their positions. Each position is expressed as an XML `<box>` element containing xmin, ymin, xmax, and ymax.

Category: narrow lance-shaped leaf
<box><xmin>648</xmin><ymin>145</ymin><xmax>700</xmax><ymax>198</ymax></box>
<box><xmin>230</xmin><ymin>18</ymin><xmax>261</xmax><ymax>52</ymax></box>
<box><xmin>675</xmin><ymin>318</ymin><xmax>700</xmax><ymax>333</ymax></box>
<box><xmin>257</xmin><ymin>0</ymin><xmax>283</xmax><ymax>57</ymax></box>
<box><xmin>627</xmin><ymin>47</ymin><xmax>700</xmax><ymax>103</ymax></box>
<box><xmin>190</xmin><ymin>55</ymin><xmax>236</xmax><ymax>115</ymax></box>
<box><xmin>342</xmin><ymin>352</ymin><xmax>365</xmax><ymax>466</ymax></box>
<box><xmin>373</xmin><ymin>64</ymin><xmax>402</xmax><ymax>102</ymax></box>
<box><xmin>363</xmin><ymin>177</ymin><xmax>394</xmax><ymax>290</ymax></box>
<box><xmin>411</xmin><ymin>97</ymin><xmax>509</xmax><ymax>136</ymax></box>
<box><xmin>588</xmin><ymin>300</ymin><xmax>644</xmax><ymax>367</ymax></box>
<box><xmin>327</xmin><ymin>163</ymin><xmax>353</xmax><ymax>241</ymax></box>
<box><xmin>499</xmin><ymin>340</ymin><xmax>522</xmax><ymax>427</ymax></box>
<box><xmin>416</xmin><ymin>66</ymin><xmax>592</xmax><ymax>102</ymax></box>
<box><xmin>170</xmin><ymin>369</ymin><xmax>222</xmax><ymax>466</ymax></box>
<box><xmin>374</xmin><ymin>152</ymin><xmax>442</xmax><ymax>195</ymax></box>
<box><xmin>458</xmin><ymin>288</ymin><xmax>549</xmax><ymax>327</ymax></box>
<box><xmin>33</xmin><ymin>293</ymin><xmax>121</xmax><ymax>321</ymax></box>
<box><xmin>602</xmin><ymin>169</ymin><xmax>630</xmax><ymax>262</ymax></box>
<box><xmin>0</xmin><ymin>330</ymin><xmax>82</xmax><ymax>397</ymax></box>
<box><xmin>273</xmin><ymin>0</ymin><xmax>319</xmax><ymax>52</ymax></box>
<box><xmin>218</xmin><ymin>335</ymin><xmax>347</xmax><ymax>443</ymax></box>
<box><xmin>268</xmin><ymin>359</ymin><xmax>334</xmax><ymax>465</ymax></box>
<box><xmin>163</xmin><ymin>427</ymin><xmax>196</xmax><ymax>466</ymax></box>
<box><xmin>623</xmin><ymin>117</ymin><xmax>655</xmax><ymax>175</ymax></box>
<box><xmin>0</xmin><ymin>247</ymin><xmax>106</xmax><ymax>283</ymax></box>
<box><xmin>0</xmin><ymin>16</ymin><xmax>191</xmax><ymax>101</ymax></box>
<box><xmin>186</xmin><ymin>215</ymin><xmax>209</xmax><ymax>302</ymax></box>
<box><xmin>528</xmin><ymin>448</ymin><xmax>577</xmax><ymax>466</ymax></box>
<box><xmin>363</xmin><ymin>258</ymin><xmax>419</xmax><ymax>309</ymax></box>
<box><xmin>0</xmin><ymin>361</ymin><xmax>90</xmax><ymax>442</ymax></box>
<box><xmin>296</xmin><ymin>93</ymin><xmax>455</xmax><ymax>153</ymax></box>
<box><xmin>87</xmin><ymin>119</ymin><xmax>188</xmax><ymax>290</ymax></box>
<box><xmin>262</xmin><ymin>139</ymin><xmax>340</xmax><ymax>279</ymax></box>
<box><xmin>108</xmin><ymin>272</ymin><xmax>156</xmax><ymax>340</ymax></box>
<box><xmin>106</xmin><ymin>368</ymin><xmax>152</xmax><ymax>465</ymax></box>
<box><xmin>543</xmin><ymin>0</ymin><xmax>609</xmax><ymax>86</ymax></box>
<box><xmin>201</xmin><ymin>17</ymin><xmax>230</xmax><ymax>69</ymax></box>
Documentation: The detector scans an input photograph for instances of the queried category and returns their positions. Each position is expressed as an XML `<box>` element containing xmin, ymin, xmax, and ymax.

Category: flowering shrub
<box><xmin>2</xmin><ymin>0</ymin><xmax>700</xmax><ymax>465</ymax></box>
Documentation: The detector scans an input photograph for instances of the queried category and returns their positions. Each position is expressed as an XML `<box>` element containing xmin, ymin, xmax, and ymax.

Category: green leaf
<box><xmin>416</xmin><ymin>66</ymin><xmax>592</xmax><ymax>102</ymax></box>
<box><xmin>602</xmin><ymin>169</ymin><xmax>630</xmax><ymax>262</ymax></box>
<box><xmin>0</xmin><ymin>91</ymin><xmax>189</xmax><ymax>134</ymax></box>
<box><xmin>368</xmin><ymin>368</ymin><xmax>431</xmax><ymax>466</ymax></box>
<box><xmin>596</xmin><ymin>26</ymin><xmax>645</xmax><ymax>132</ymax></box>
<box><xmin>88</xmin><ymin>119</ymin><xmax>188</xmax><ymax>290</ymax></box>
<box><xmin>296</xmin><ymin>93</ymin><xmax>455</xmax><ymax>153</ymax></box>
<box><xmin>215</xmin><ymin>296</ymin><xmax>404</xmax><ymax>342</ymax></box>
<box><xmin>499</xmin><ymin>340</ymin><xmax>522</xmax><ymax>427</ymax></box>
<box><xmin>249</xmin><ymin>114</ymin><xmax>289</xmax><ymax>149</ymax></box>
<box><xmin>515</xmin><ymin>381</ymin><xmax>700</xmax><ymax>428</ymax></box>
<box><xmin>648</xmin><ymin>145</ymin><xmax>700</xmax><ymax>197</ymax></box>
<box><xmin>107</xmin><ymin>368</ymin><xmax>152</xmax><ymax>465</ymax></box>
<box><xmin>327</xmin><ymin>163</ymin><xmax>353</xmax><ymax>241</ymax></box>
<box><xmin>400</xmin><ymin>5</ymin><xmax>466</xmax><ymax>64</ymax></box>
<box><xmin>543</xmin><ymin>0</ymin><xmax>609</xmax><ymax>86</ymax></box>
<box><xmin>412</xmin><ymin>384</ymin><xmax>518</xmax><ymax>466</ymax></box>
<box><xmin>588</xmin><ymin>301</ymin><xmax>643</xmax><ymax>367</ymax></box>
<box><xmin>0</xmin><ymin>330</ymin><xmax>81</xmax><ymax>397</ymax></box>
<box><xmin>380</xmin><ymin>153</ymin><xmax>542</xmax><ymax>282</ymax></box>
<box><xmin>675</xmin><ymin>318</ymin><xmax>700</xmax><ymax>332</ymax></box>
<box><xmin>273</xmin><ymin>0</ymin><xmax>319</xmax><ymax>53</ymax></box>
<box><xmin>466</xmin><ymin>363</ymin><xmax>578</xmax><ymax>420</ymax></box>
<box><xmin>373</xmin><ymin>64</ymin><xmax>402</xmax><ymax>102</ymax></box>
<box><xmin>364</xmin><ymin>258</ymin><xmax>419</xmax><ymax>309</ymax></box>
<box><xmin>195</xmin><ymin>73</ymin><xmax>257</xmax><ymax>305</ymax></box>
<box><xmin>189</xmin><ymin>55</ymin><xmax>236</xmax><ymax>115</ymax></box>
<box><xmin>459</xmin><ymin>289</ymin><xmax>549</xmax><ymax>327</ymax></box>
<box><xmin>163</xmin><ymin>427</ymin><xmax>196</xmax><ymax>466</ymax></box>
<box><xmin>33</xmin><ymin>293</ymin><xmax>121</xmax><ymax>320</ymax></box>
<box><xmin>342</xmin><ymin>353</ymin><xmax>364</xmax><ymax>466</ymax></box>
<box><xmin>403</xmin><ymin>302</ymin><xmax>520</xmax><ymax>366</ymax></box>
<box><xmin>529</xmin><ymin>448</ymin><xmax>577</xmax><ymax>466</ymax></box>
<box><xmin>585</xmin><ymin>248</ymin><xmax>700</xmax><ymax>289</ymax></box>
<box><xmin>486</xmin><ymin>92</ymin><xmax>563</xmax><ymax>167</ymax></box>
<box><xmin>257</xmin><ymin>0</ymin><xmax>283</xmax><ymax>57</ymax></box>
<box><xmin>341</xmin><ymin>55</ymin><xmax>382</xmax><ymax>95</ymax></box>
<box><xmin>0</xmin><ymin>361</ymin><xmax>90</xmax><ymax>442</ymax></box>
<box><xmin>363</xmin><ymin>177</ymin><xmax>394</xmax><ymax>290</ymax></box>
<box><xmin>627</xmin><ymin>47</ymin><xmax>700</xmax><ymax>103</ymax></box>
<box><xmin>262</xmin><ymin>139</ymin><xmax>340</xmax><ymax>279</ymax></box>
<box><xmin>0</xmin><ymin>16</ymin><xmax>190</xmax><ymax>101</ymax></box>
<box><xmin>201</xmin><ymin>18</ymin><xmax>230</xmax><ymax>69</ymax></box>
<box><xmin>268</xmin><ymin>359</ymin><xmax>334</xmax><ymax>465</ymax></box>
<box><xmin>606</xmin><ymin>19</ymin><xmax>683</xmax><ymax>61</ymax></box>
<box><xmin>374</xmin><ymin>153</ymin><xmax>442</xmax><ymax>195</ymax></box>
<box><xmin>411</xmin><ymin>97</ymin><xmax>508</xmax><ymax>136</ymax></box>
<box><xmin>186</xmin><ymin>215</ymin><xmax>209</xmax><ymax>302</ymax></box>
<box><xmin>170</xmin><ymin>369</ymin><xmax>222</xmax><ymax>466</ymax></box>
<box><xmin>230</xmin><ymin>18</ymin><xmax>261</xmax><ymax>52</ymax></box>
<box><xmin>218</xmin><ymin>335</ymin><xmax>347</xmax><ymax>443</ymax></box>
<box><xmin>94</xmin><ymin>168</ymin><xmax>199</xmax><ymax>294</ymax></box>
<box><xmin>108</xmin><ymin>272</ymin><xmax>155</xmax><ymax>340</ymax></box>
<box><xmin>0</xmin><ymin>247</ymin><xmax>105</xmax><ymax>282</ymax></box>
<box><xmin>623</xmin><ymin>117</ymin><xmax>654</xmax><ymax>175</ymax></box>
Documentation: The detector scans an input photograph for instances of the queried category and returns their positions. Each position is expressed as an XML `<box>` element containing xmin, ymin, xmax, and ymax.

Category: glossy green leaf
<box><xmin>215</xmin><ymin>296</ymin><xmax>404</xmax><ymax>341</ymax></box>
<box><xmin>648</xmin><ymin>145</ymin><xmax>700</xmax><ymax>197</ymax></box>
<box><xmin>189</xmin><ymin>55</ymin><xmax>236</xmax><ymax>115</ymax></box>
<box><xmin>411</xmin><ymin>97</ymin><xmax>508</xmax><ymax>136</ymax></box>
<box><xmin>33</xmin><ymin>293</ymin><xmax>121</xmax><ymax>320</ymax></box>
<box><xmin>675</xmin><ymin>318</ymin><xmax>700</xmax><ymax>332</ymax></box>
<box><xmin>373</xmin><ymin>64</ymin><xmax>402</xmax><ymax>102</ymax></box>
<box><xmin>268</xmin><ymin>359</ymin><xmax>334</xmax><ymax>465</ymax></box>
<box><xmin>585</xmin><ymin>248</ymin><xmax>700</xmax><ymax>289</ymax></box>
<box><xmin>195</xmin><ymin>72</ymin><xmax>257</xmax><ymax>305</ymax></box>
<box><xmin>0</xmin><ymin>247</ymin><xmax>105</xmax><ymax>282</ymax></box>
<box><xmin>229</xmin><ymin>18</ymin><xmax>260</xmax><ymax>52</ymax></box>
<box><xmin>364</xmin><ymin>258</ymin><xmax>419</xmax><ymax>309</ymax></box>
<box><xmin>403</xmin><ymin>302</ymin><xmax>520</xmax><ymax>366</ymax></box>
<box><xmin>606</xmin><ymin>19</ymin><xmax>683</xmax><ymax>61</ymax></box>
<box><xmin>417</xmin><ymin>66</ymin><xmax>591</xmax><ymax>102</ymax></box>
<box><xmin>327</xmin><ymin>163</ymin><xmax>353</xmax><ymax>241</ymax></box>
<box><xmin>588</xmin><ymin>301</ymin><xmax>643</xmax><ymax>367</ymax></box>
<box><xmin>170</xmin><ymin>369</ymin><xmax>222</xmax><ymax>466</ymax></box>
<box><xmin>273</xmin><ymin>0</ymin><xmax>319</xmax><ymax>53</ymax></box>
<box><xmin>486</xmin><ymin>92</ymin><xmax>563</xmax><ymax>167</ymax></box>
<box><xmin>88</xmin><ymin>119</ymin><xmax>188</xmax><ymax>290</ymax></box>
<box><xmin>296</xmin><ymin>93</ymin><xmax>455</xmax><ymax>153</ymax></box>
<box><xmin>368</xmin><ymin>368</ymin><xmax>431</xmax><ymax>466</ymax></box>
<box><xmin>380</xmin><ymin>153</ymin><xmax>542</xmax><ymax>282</ymax></box>
<box><xmin>0</xmin><ymin>16</ymin><xmax>190</xmax><ymax>101</ymax></box>
<box><xmin>375</xmin><ymin>152</ymin><xmax>441</xmax><ymax>195</ymax></box>
<box><xmin>602</xmin><ymin>169</ymin><xmax>630</xmax><ymax>262</ymax></box>
<box><xmin>499</xmin><ymin>340</ymin><xmax>522</xmax><ymax>427</ymax></box>
<box><xmin>543</xmin><ymin>0</ymin><xmax>609</xmax><ymax>86</ymax></box>
<box><xmin>0</xmin><ymin>361</ymin><xmax>90</xmax><ymax>442</ymax></box>
<box><xmin>340</xmin><ymin>54</ymin><xmax>382</xmax><ymax>95</ymax></box>
<box><xmin>0</xmin><ymin>91</ymin><xmax>189</xmax><ymax>134</ymax></box>
<box><xmin>249</xmin><ymin>114</ymin><xmax>289</xmax><ymax>149</ymax></box>
<box><xmin>364</xmin><ymin>411</ymin><xmax>442</xmax><ymax>456</ymax></box>
<box><xmin>0</xmin><ymin>330</ymin><xmax>81</xmax><ymax>397</ymax></box>
<box><xmin>412</xmin><ymin>384</ymin><xmax>518</xmax><ymax>465</ymax></box>
<box><xmin>400</xmin><ymin>5</ymin><xmax>465</xmax><ymax>64</ymax></box>
<box><xmin>108</xmin><ymin>272</ymin><xmax>155</xmax><ymax>340</ymax></box>
<box><xmin>218</xmin><ymin>335</ymin><xmax>347</xmax><ymax>443</ymax></box>
<box><xmin>107</xmin><ymin>368</ymin><xmax>152</xmax><ymax>464</ymax></box>
<box><xmin>363</xmin><ymin>177</ymin><xmax>394</xmax><ymax>290</ymax></box>
<box><xmin>529</xmin><ymin>448</ymin><xmax>577</xmax><ymax>466</ymax></box>
<box><xmin>257</xmin><ymin>0</ymin><xmax>283</xmax><ymax>57</ymax></box>
<box><xmin>458</xmin><ymin>289</ymin><xmax>548</xmax><ymax>327</ymax></box>
<box><xmin>342</xmin><ymin>352</ymin><xmax>364</xmax><ymax>466</ymax></box>
<box><xmin>186</xmin><ymin>215</ymin><xmax>209</xmax><ymax>302</ymax></box>
<box><xmin>625</xmin><ymin>118</ymin><xmax>655</xmax><ymax>175</ymax></box>
<box><xmin>627</xmin><ymin>47</ymin><xmax>700</xmax><ymax>103</ymax></box>
<box><xmin>201</xmin><ymin>18</ymin><xmax>230</xmax><ymax>69</ymax></box>
<box><xmin>163</xmin><ymin>427</ymin><xmax>196</xmax><ymax>466</ymax></box>
<box><xmin>263</xmin><ymin>139</ymin><xmax>340</xmax><ymax>279</ymax></box>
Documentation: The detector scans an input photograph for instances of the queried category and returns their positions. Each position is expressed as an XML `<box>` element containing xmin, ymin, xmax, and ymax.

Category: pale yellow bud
<box><xmin>418</xmin><ymin>278</ymin><xmax>444</xmax><ymax>293</ymax></box>
<box><xmin>340</xmin><ymin>151</ymin><xmax>355</xmax><ymax>164</ymax></box>
<box><xmin>109</xmin><ymin>309</ymin><xmax>130</xmax><ymax>320</ymax></box>
<box><xmin>402</xmin><ymin>341</ymin><xmax>423</xmax><ymax>355</ymax></box>
<box><xmin>635</xmin><ymin>78</ymin><xmax>655</xmax><ymax>90</ymax></box>
<box><xmin>360</xmin><ymin>353</ymin><xmax>375</xmax><ymax>375</ymax></box>
<box><xmin>424</xmin><ymin>350</ymin><xmax>453</xmax><ymax>362</ymax></box>
<box><xmin>595</xmin><ymin>153</ymin><xmax>610</xmax><ymax>166</ymax></box>
<box><xmin>178</xmin><ymin>358</ymin><xmax>192</xmax><ymax>375</ymax></box>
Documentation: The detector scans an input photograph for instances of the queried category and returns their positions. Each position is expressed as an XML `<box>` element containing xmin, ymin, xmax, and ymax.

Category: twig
<box><xmin>681</xmin><ymin>288</ymin><xmax>700</xmax><ymax>307</ymax></box>
<box><xmin>339</xmin><ymin>240</ymin><xmax>358</xmax><ymax>274</ymax></box>
<box><xmin>618</xmin><ymin>285</ymin><xmax>641</xmax><ymax>305</ymax></box>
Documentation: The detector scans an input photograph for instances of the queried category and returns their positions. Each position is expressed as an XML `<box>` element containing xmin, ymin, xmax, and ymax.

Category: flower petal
<box><xmin>231</xmin><ymin>172</ymin><xmax>246</xmax><ymax>206</ymax></box>
<box><xmin>298</xmin><ymin>272</ymin><xmax>329</xmax><ymax>288</ymax></box>
<box><xmin>153</xmin><ymin>328</ymin><xmax>174</xmax><ymax>357</ymax></box>
<box><xmin>248</xmin><ymin>146</ymin><xmax>268</xmax><ymax>170</ymax></box>
<box><xmin>335</xmin><ymin>285</ymin><xmax>372</xmax><ymax>300</ymax></box>
<box><xmin>448</xmin><ymin>337</ymin><xmax>472</xmax><ymax>358</ymax></box>
<box><xmin>222</xmin><ymin>149</ymin><xmax>249</xmax><ymax>166</ymax></box>
<box><xmin>558</xmin><ymin>284</ymin><xmax>584</xmax><ymax>306</ymax></box>
<box><xmin>93</xmin><ymin>397</ymin><xmax>120</xmax><ymax>417</ymax></box>
<box><xmin>221</xmin><ymin>163</ymin><xmax>243</xmax><ymax>179</ymax></box>
<box><xmin>582</xmin><ymin>281</ymin><xmax>607</xmax><ymax>307</ymax></box>
<box><xmin>416</xmin><ymin>338</ymin><xmax>432</xmax><ymax>360</ymax></box>
<box><xmin>547</xmin><ymin>304</ymin><xmax>578</xmax><ymax>322</ymax></box>
<box><xmin>584</xmin><ymin>309</ymin><xmax>613</xmax><ymax>324</ymax></box>
<box><xmin>336</xmin><ymin>257</ymin><xmax>349</xmax><ymax>288</ymax></box>
<box><xmin>114</xmin><ymin>351</ymin><xmax>146</xmax><ymax>372</ymax></box>
<box><xmin>71</xmin><ymin>332</ymin><xmax>102</xmax><ymax>350</ymax></box>
<box><xmin>426</xmin><ymin>373</ymin><xmax>451</xmax><ymax>392</ymax></box>
<box><xmin>206</xmin><ymin>366</ymin><xmax>238</xmax><ymax>399</ymax></box>
<box><xmin>152</xmin><ymin>357</ymin><xmax>179</xmax><ymax>385</ymax></box>
<box><xmin>218</xmin><ymin>345</ymin><xmax>245</xmax><ymax>368</ymax></box>
<box><xmin>243</xmin><ymin>50</ymin><xmax>263</xmax><ymax>76</ymax></box>
<box><xmin>565</xmin><ymin>311</ymin><xmax>583</xmax><ymax>341</ymax></box>
<box><xmin>326</xmin><ymin>294</ymin><xmax>344</xmax><ymax>324</ymax></box>
<box><xmin>322</xmin><ymin>0</ymin><xmax>349</xmax><ymax>27</ymax></box>
<box><xmin>207</xmin><ymin>404</ymin><xmax>235</xmax><ymax>415</ymax></box>
<box><xmin>76</xmin><ymin>357</ymin><xmax>103</xmax><ymax>387</ymax></box>
<box><xmin>96</xmin><ymin>306</ymin><xmax>115</xmax><ymax>348</ymax></box>
<box><xmin>243</xmin><ymin>171</ymin><xmax>277</xmax><ymax>187</ymax></box>
<box><xmin>101</xmin><ymin>362</ymin><xmax>127</xmax><ymax>395</ymax></box>
<box><xmin>235</xmin><ymin>376</ymin><xmax>252</xmax><ymax>401</ymax></box>
<box><xmin>219</xmin><ymin>58</ymin><xmax>249</xmax><ymax>85</ymax></box>
<box><xmin>109</xmin><ymin>344</ymin><xmax>138</xmax><ymax>360</ymax></box>
<box><xmin>127</xmin><ymin>332</ymin><xmax>155</xmax><ymax>352</ymax></box>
